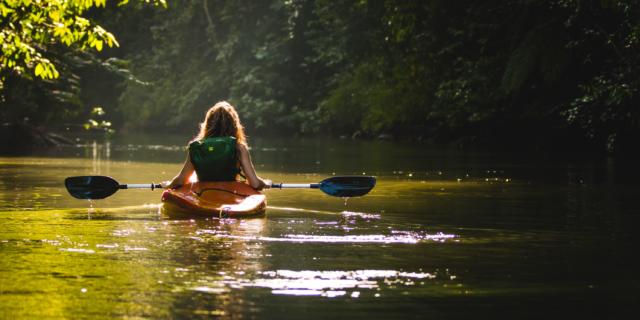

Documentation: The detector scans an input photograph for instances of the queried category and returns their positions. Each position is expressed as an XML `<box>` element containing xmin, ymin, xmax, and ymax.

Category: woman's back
<box><xmin>165</xmin><ymin>101</ymin><xmax>269</xmax><ymax>190</ymax></box>
<box><xmin>188</xmin><ymin>136</ymin><xmax>239</xmax><ymax>181</ymax></box>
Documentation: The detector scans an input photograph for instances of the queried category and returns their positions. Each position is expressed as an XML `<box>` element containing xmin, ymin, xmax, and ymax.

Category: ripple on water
<box><xmin>96</xmin><ymin>243</ymin><xmax>119</xmax><ymax>249</ymax></box>
<box><xmin>340</xmin><ymin>211</ymin><xmax>381</xmax><ymax>219</ymax></box>
<box><xmin>187</xmin><ymin>269</ymin><xmax>456</xmax><ymax>298</ymax></box>
<box><xmin>59</xmin><ymin>248</ymin><xmax>95</xmax><ymax>254</ymax></box>
<box><xmin>268</xmin><ymin>206</ymin><xmax>381</xmax><ymax>219</ymax></box>
<box><xmin>214</xmin><ymin>232</ymin><xmax>455</xmax><ymax>244</ymax></box>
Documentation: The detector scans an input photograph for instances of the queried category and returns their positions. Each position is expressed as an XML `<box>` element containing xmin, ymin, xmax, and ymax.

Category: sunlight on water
<box><xmin>269</xmin><ymin>206</ymin><xmax>381</xmax><ymax>219</ymax></box>
<box><xmin>341</xmin><ymin>211</ymin><xmax>381</xmax><ymax>219</ymax></box>
<box><xmin>187</xmin><ymin>269</ymin><xmax>457</xmax><ymax>298</ymax></box>
<box><xmin>58</xmin><ymin>248</ymin><xmax>95</xmax><ymax>254</ymax></box>
<box><xmin>215</xmin><ymin>232</ymin><xmax>455</xmax><ymax>244</ymax></box>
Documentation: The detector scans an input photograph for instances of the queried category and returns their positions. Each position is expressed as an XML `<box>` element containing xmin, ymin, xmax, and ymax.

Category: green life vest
<box><xmin>189</xmin><ymin>136</ymin><xmax>240</xmax><ymax>181</ymax></box>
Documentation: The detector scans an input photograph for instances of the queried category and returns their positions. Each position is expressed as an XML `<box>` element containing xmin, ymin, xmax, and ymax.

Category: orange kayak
<box><xmin>161</xmin><ymin>181</ymin><xmax>266</xmax><ymax>218</ymax></box>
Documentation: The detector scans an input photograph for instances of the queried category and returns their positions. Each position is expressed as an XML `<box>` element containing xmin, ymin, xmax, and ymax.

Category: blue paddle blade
<box><xmin>319</xmin><ymin>176</ymin><xmax>376</xmax><ymax>197</ymax></box>
<box><xmin>65</xmin><ymin>176</ymin><xmax>120</xmax><ymax>199</ymax></box>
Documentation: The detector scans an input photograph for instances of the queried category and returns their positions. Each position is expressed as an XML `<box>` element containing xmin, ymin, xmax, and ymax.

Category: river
<box><xmin>0</xmin><ymin>134</ymin><xmax>638</xmax><ymax>319</ymax></box>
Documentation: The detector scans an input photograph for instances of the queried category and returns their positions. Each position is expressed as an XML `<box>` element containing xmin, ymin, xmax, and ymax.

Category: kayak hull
<box><xmin>161</xmin><ymin>181</ymin><xmax>266</xmax><ymax>218</ymax></box>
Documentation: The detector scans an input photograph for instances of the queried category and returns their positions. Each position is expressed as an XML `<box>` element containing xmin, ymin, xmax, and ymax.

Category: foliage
<box><xmin>2</xmin><ymin>0</ymin><xmax>638</xmax><ymax>153</ymax></box>
<box><xmin>315</xmin><ymin>0</ymin><xmax>639</xmax><ymax>149</ymax></box>
<box><xmin>556</xmin><ymin>0</ymin><xmax>640</xmax><ymax>152</ymax></box>
<box><xmin>0</xmin><ymin>0</ymin><xmax>165</xmax><ymax>127</ymax></box>
<box><xmin>83</xmin><ymin>106</ymin><xmax>113</xmax><ymax>132</ymax></box>
<box><xmin>115</xmin><ymin>0</ymin><xmax>309</xmax><ymax>133</ymax></box>
<box><xmin>1</xmin><ymin>0</ymin><xmax>116</xmax><ymax>81</ymax></box>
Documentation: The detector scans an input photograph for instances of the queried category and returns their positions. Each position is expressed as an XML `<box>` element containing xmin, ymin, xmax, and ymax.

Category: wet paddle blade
<box><xmin>319</xmin><ymin>176</ymin><xmax>376</xmax><ymax>197</ymax></box>
<box><xmin>65</xmin><ymin>176</ymin><xmax>120</xmax><ymax>199</ymax></box>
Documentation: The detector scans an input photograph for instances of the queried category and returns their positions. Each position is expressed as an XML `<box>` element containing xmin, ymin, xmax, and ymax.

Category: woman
<box><xmin>165</xmin><ymin>101</ymin><xmax>270</xmax><ymax>190</ymax></box>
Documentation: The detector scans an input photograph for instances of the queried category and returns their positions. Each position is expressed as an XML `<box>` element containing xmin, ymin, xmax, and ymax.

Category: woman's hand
<box><xmin>262</xmin><ymin>179</ymin><xmax>273</xmax><ymax>189</ymax></box>
<box><xmin>161</xmin><ymin>181</ymin><xmax>176</xmax><ymax>189</ymax></box>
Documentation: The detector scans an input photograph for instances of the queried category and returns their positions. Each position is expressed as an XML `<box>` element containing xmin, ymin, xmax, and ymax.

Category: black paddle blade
<box><xmin>319</xmin><ymin>176</ymin><xmax>376</xmax><ymax>197</ymax></box>
<box><xmin>65</xmin><ymin>176</ymin><xmax>120</xmax><ymax>199</ymax></box>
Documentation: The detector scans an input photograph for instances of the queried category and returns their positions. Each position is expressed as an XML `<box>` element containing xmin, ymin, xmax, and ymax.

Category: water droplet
<box><xmin>87</xmin><ymin>200</ymin><xmax>95</xmax><ymax>219</ymax></box>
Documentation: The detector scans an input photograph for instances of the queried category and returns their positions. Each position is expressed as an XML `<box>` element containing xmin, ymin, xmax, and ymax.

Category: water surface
<box><xmin>1</xmin><ymin>136</ymin><xmax>638</xmax><ymax>318</ymax></box>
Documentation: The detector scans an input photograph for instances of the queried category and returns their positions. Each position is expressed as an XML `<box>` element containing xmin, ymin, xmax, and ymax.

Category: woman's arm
<box><xmin>164</xmin><ymin>153</ymin><xmax>195</xmax><ymax>189</ymax></box>
<box><xmin>237</xmin><ymin>143</ymin><xmax>271</xmax><ymax>190</ymax></box>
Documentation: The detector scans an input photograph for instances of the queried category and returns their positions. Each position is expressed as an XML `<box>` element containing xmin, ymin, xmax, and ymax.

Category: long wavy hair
<box><xmin>194</xmin><ymin>101</ymin><xmax>247</xmax><ymax>145</ymax></box>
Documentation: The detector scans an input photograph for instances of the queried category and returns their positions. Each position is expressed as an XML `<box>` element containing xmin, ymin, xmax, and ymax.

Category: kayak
<box><xmin>161</xmin><ymin>181</ymin><xmax>266</xmax><ymax>218</ymax></box>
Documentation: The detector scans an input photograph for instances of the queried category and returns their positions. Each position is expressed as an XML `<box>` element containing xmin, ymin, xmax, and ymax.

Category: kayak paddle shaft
<box><xmin>271</xmin><ymin>183</ymin><xmax>319</xmax><ymax>189</ymax></box>
<box><xmin>122</xmin><ymin>183</ymin><xmax>163</xmax><ymax>190</ymax></box>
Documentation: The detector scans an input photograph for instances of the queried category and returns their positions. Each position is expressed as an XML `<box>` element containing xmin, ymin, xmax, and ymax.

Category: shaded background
<box><xmin>1</xmin><ymin>0</ymin><xmax>638</xmax><ymax>154</ymax></box>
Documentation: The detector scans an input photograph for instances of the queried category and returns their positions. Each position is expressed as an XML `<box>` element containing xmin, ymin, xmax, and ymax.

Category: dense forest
<box><xmin>1</xmin><ymin>0</ymin><xmax>638</xmax><ymax>153</ymax></box>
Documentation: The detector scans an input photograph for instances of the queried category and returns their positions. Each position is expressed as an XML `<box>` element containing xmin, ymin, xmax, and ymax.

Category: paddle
<box><xmin>65</xmin><ymin>176</ymin><xmax>162</xmax><ymax>200</ymax></box>
<box><xmin>270</xmin><ymin>176</ymin><xmax>376</xmax><ymax>197</ymax></box>
<box><xmin>65</xmin><ymin>175</ymin><xmax>376</xmax><ymax>200</ymax></box>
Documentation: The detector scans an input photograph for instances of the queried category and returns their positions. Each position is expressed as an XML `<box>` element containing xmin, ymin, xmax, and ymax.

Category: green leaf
<box><xmin>34</xmin><ymin>63</ymin><xmax>44</xmax><ymax>77</ymax></box>
<box><xmin>91</xmin><ymin>107</ymin><xmax>106</xmax><ymax>116</ymax></box>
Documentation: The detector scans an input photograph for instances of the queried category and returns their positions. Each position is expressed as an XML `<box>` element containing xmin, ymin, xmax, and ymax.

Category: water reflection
<box><xmin>191</xmin><ymin>268</ymin><xmax>458</xmax><ymax>298</ymax></box>
<box><xmin>2</xmin><ymin>137</ymin><xmax>639</xmax><ymax>318</ymax></box>
<box><xmin>163</xmin><ymin>217</ymin><xmax>267</xmax><ymax>316</ymax></box>
<box><xmin>216</xmin><ymin>232</ymin><xmax>455</xmax><ymax>244</ymax></box>
<box><xmin>88</xmin><ymin>140</ymin><xmax>111</xmax><ymax>176</ymax></box>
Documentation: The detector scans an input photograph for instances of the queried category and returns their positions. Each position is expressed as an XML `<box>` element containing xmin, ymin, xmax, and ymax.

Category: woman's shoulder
<box><xmin>192</xmin><ymin>136</ymin><xmax>237</xmax><ymax>144</ymax></box>
<box><xmin>236</xmin><ymin>142</ymin><xmax>248</xmax><ymax>152</ymax></box>
<box><xmin>188</xmin><ymin>138</ymin><xmax>204</xmax><ymax>150</ymax></box>
<box><xmin>197</xmin><ymin>136</ymin><xmax>237</xmax><ymax>142</ymax></box>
